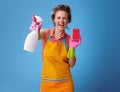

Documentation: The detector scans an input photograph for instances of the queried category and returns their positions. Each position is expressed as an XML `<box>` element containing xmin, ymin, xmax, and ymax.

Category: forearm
<box><xmin>68</xmin><ymin>57</ymin><xmax>76</xmax><ymax>67</ymax></box>
<box><xmin>67</xmin><ymin>47</ymin><xmax>76</xmax><ymax>67</ymax></box>
<box><xmin>67</xmin><ymin>28</ymin><xmax>81</xmax><ymax>67</ymax></box>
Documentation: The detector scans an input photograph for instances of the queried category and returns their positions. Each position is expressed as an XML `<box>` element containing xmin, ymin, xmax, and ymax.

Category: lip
<box><xmin>59</xmin><ymin>24</ymin><xmax>64</xmax><ymax>26</ymax></box>
<box><xmin>58</xmin><ymin>25</ymin><xmax>64</xmax><ymax>28</ymax></box>
<box><xmin>58</xmin><ymin>24</ymin><xmax>64</xmax><ymax>27</ymax></box>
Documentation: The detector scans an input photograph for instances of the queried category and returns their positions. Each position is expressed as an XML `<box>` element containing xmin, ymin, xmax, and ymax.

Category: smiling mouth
<box><xmin>58</xmin><ymin>24</ymin><xmax>64</xmax><ymax>27</ymax></box>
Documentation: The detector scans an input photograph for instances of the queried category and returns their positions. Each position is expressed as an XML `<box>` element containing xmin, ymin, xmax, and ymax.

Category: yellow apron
<box><xmin>40</xmin><ymin>36</ymin><xmax>74</xmax><ymax>92</ymax></box>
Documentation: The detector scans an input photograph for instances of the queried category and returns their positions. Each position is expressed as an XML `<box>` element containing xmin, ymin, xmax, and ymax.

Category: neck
<box><xmin>54</xmin><ymin>28</ymin><xmax>64</xmax><ymax>38</ymax></box>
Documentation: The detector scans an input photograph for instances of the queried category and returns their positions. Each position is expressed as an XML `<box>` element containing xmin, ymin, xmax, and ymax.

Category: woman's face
<box><xmin>54</xmin><ymin>10</ymin><xmax>69</xmax><ymax>31</ymax></box>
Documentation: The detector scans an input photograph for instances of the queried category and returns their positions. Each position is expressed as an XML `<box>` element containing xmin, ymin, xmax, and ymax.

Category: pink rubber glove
<box><xmin>30</xmin><ymin>15</ymin><xmax>42</xmax><ymax>32</ymax></box>
<box><xmin>67</xmin><ymin>29</ymin><xmax>81</xmax><ymax>59</ymax></box>
<box><xmin>69</xmin><ymin>29</ymin><xmax>81</xmax><ymax>48</ymax></box>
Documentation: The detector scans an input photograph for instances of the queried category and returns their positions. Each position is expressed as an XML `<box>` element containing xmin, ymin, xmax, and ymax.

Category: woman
<box><xmin>38</xmin><ymin>4</ymin><xmax>76</xmax><ymax>92</ymax></box>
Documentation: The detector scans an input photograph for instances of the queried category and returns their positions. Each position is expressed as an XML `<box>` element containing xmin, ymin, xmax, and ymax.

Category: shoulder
<box><xmin>65</xmin><ymin>33</ymin><xmax>70</xmax><ymax>39</ymax></box>
<box><xmin>65</xmin><ymin>33</ymin><xmax>70</xmax><ymax>46</ymax></box>
<box><xmin>43</xmin><ymin>28</ymin><xmax>54</xmax><ymax>35</ymax></box>
<box><xmin>65</xmin><ymin>33</ymin><xmax>70</xmax><ymax>41</ymax></box>
<box><xmin>40</xmin><ymin>28</ymin><xmax>54</xmax><ymax>41</ymax></box>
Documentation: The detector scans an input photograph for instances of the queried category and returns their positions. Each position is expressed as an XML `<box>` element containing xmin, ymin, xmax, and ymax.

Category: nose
<box><xmin>60</xmin><ymin>18</ymin><xmax>64</xmax><ymax>23</ymax></box>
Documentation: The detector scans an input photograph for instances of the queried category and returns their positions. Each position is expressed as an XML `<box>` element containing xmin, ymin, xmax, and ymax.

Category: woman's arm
<box><xmin>38</xmin><ymin>29</ymin><xmax>49</xmax><ymax>40</ymax></box>
<box><xmin>68</xmin><ymin>57</ymin><xmax>76</xmax><ymax>67</ymax></box>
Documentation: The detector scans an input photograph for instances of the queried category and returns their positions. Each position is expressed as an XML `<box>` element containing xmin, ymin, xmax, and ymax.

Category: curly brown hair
<box><xmin>51</xmin><ymin>4</ymin><xmax>72</xmax><ymax>25</ymax></box>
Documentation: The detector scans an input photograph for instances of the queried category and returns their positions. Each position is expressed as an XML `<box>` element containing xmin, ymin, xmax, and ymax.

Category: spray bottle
<box><xmin>23</xmin><ymin>15</ymin><xmax>42</xmax><ymax>52</ymax></box>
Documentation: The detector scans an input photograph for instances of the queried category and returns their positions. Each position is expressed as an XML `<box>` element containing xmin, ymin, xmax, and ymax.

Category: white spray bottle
<box><xmin>23</xmin><ymin>15</ymin><xmax>42</xmax><ymax>52</ymax></box>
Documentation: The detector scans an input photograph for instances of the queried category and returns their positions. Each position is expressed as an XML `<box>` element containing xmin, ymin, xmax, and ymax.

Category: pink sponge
<box><xmin>72</xmin><ymin>28</ymin><xmax>80</xmax><ymax>40</ymax></box>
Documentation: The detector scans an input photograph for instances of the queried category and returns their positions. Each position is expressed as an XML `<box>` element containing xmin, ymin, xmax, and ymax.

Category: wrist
<box><xmin>67</xmin><ymin>47</ymin><xmax>75</xmax><ymax>59</ymax></box>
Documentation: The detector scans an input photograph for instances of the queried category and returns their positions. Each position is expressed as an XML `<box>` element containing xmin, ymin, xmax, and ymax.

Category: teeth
<box><xmin>59</xmin><ymin>24</ymin><xmax>64</xmax><ymax>26</ymax></box>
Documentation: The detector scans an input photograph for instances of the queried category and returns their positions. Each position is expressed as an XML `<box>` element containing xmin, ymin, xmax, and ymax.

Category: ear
<box><xmin>53</xmin><ymin>19</ymin><xmax>55</xmax><ymax>26</ymax></box>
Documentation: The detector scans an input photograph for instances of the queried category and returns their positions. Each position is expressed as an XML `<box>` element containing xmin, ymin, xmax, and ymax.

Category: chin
<box><xmin>59</xmin><ymin>28</ymin><xmax>65</xmax><ymax>31</ymax></box>
<box><xmin>59</xmin><ymin>27</ymin><xmax>65</xmax><ymax>31</ymax></box>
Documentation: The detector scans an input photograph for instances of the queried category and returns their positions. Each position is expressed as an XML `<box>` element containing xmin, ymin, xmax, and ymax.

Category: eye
<box><xmin>64</xmin><ymin>17</ymin><xmax>68</xmax><ymax>19</ymax></box>
<box><xmin>57</xmin><ymin>17</ymin><xmax>61</xmax><ymax>19</ymax></box>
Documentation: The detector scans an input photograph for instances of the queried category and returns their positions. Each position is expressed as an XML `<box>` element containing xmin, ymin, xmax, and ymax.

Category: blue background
<box><xmin>0</xmin><ymin>0</ymin><xmax>120</xmax><ymax>92</ymax></box>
